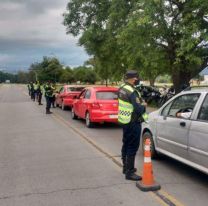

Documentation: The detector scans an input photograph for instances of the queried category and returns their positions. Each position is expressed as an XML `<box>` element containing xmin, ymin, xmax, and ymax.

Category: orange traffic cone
<box><xmin>136</xmin><ymin>138</ymin><xmax>161</xmax><ymax>191</ymax></box>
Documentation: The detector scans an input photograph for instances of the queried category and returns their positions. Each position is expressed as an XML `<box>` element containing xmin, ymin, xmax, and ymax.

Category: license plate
<box><xmin>109</xmin><ymin>114</ymin><xmax>118</xmax><ymax>119</ymax></box>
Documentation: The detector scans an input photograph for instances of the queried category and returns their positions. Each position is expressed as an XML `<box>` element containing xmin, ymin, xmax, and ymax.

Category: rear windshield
<box><xmin>67</xmin><ymin>87</ymin><xmax>84</xmax><ymax>92</ymax></box>
<box><xmin>96</xmin><ymin>91</ymin><xmax>118</xmax><ymax>100</ymax></box>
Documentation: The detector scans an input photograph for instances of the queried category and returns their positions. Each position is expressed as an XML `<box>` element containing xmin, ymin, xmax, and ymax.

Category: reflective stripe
<box><xmin>124</xmin><ymin>85</ymin><xmax>134</xmax><ymax>92</ymax></box>
<box><xmin>144</xmin><ymin>157</ymin><xmax>151</xmax><ymax>163</ymax></box>
<box><xmin>142</xmin><ymin>113</ymin><xmax>149</xmax><ymax>121</ymax></box>
<box><xmin>119</xmin><ymin>101</ymin><xmax>133</xmax><ymax>109</ymax></box>
<box><xmin>144</xmin><ymin>145</ymin><xmax>150</xmax><ymax>151</ymax></box>
<box><xmin>118</xmin><ymin>84</ymin><xmax>134</xmax><ymax>124</ymax></box>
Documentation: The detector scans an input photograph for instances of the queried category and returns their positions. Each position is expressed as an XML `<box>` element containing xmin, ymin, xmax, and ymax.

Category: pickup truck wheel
<box><xmin>86</xmin><ymin>112</ymin><xmax>94</xmax><ymax>128</ymax></box>
<box><xmin>142</xmin><ymin>132</ymin><xmax>157</xmax><ymax>159</ymax></box>
<box><xmin>71</xmin><ymin>107</ymin><xmax>78</xmax><ymax>119</ymax></box>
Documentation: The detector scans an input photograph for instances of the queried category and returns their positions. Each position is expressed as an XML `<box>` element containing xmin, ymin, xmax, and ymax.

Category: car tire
<box><xmin>71</xmin><ymin>107</ymin><xmax>78</xmax><ymax>119</ymax></box>
<box><xmin>86</xmin><ymin>112</ymin><xmax>94</xmax><ymax>128</ymax></box>
<box><xmin>61</xmin><ymin>102</ymin><xmax>66</xmax><ymax>110</ymax></box>
<box><xmin>142</xmin><ymin>131</ymin><xmax>157</xmax><ymax>159</ymax></box>
<box><xmin>55</xmin><ymin>101</ymin><xmax>59</xmax><ymax>107</ymax></box>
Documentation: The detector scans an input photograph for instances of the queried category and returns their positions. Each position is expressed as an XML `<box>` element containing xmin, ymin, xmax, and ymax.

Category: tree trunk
<box><xmin>172</xmin><ymin>69</ymin><xmax>191</xmax><ymax>93</ymax></box>
<box><xmin>105</xmin><ymin>79</ymin><xmax>108</xmax><ymax>87</ymax></box>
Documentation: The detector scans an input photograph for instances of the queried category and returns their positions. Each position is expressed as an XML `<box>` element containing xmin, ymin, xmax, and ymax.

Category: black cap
<box><xmin>125</xmin><ymin>70</ymin><xmax>138</xmax><ymax>79</ymax></box>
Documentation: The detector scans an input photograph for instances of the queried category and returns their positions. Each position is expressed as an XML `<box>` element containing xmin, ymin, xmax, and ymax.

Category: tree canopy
<box><xmin>26</xmin><ymin>56</ymin><xmax>98</xmax><ymax>84</ymax></box>
<box><xmin>63</xmin><ymin>0</ymin><xmax>208</xmax><ymax>91</ymax></box>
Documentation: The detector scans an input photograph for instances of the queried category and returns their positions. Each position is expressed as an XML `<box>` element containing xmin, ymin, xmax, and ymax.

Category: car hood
<box><xmin>142</xmin><ymin>109</ymin><xmax>159</xmax><ymax>131</ymax></box>
<box><xmin>148</xmin><ymin>109</ymin><xmax>160</xmax><ymax>120</ymax></box>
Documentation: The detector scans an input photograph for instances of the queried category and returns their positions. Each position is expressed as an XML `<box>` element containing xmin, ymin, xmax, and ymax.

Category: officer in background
<box><xmin>30</xmin><ymin>82</ymin><xmax>35</xmax><ymax>101</ymax></box>
<box><xmin>51</xmin><ymin>83</ymin><xmax>56</xmax><ymax>108</ymax></box>
<box><xmin>118</xmin><ymin>70</ymin><xmax>147</xmax><ymax>181</ymax></box>
<box><xmin>27</xmin><ymin>83</ymin><xmax>31</xmax><ymax>96</ymax></box>
<box><xmin>37</xmin><ymin>82</ymin><xmax>43</xmax><ymax>105</ymax></box>
<box><xmin>33</xmin><ymin>81</ymin><xmax>39</xmax><ymax>101</ymax></box>
<box><xmin>44</xmin><ymin>81</ymin><xmax>55</xmax><ymax>114</ymax></box>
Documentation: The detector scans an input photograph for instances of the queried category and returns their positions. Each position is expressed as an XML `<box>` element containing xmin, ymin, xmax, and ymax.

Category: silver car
<box><xmin>142</xmin><ymin>87</ymin><xmax>208</xmax><ymax>175</ymax></box>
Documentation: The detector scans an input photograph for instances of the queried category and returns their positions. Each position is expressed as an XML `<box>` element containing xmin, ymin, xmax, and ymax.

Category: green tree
<box><xmin>29</xmin><ymin>57</ymin><xmax>63</xmax><ymax>83</ymax></box>
<box><xmin>119</xmin><ymin>0</ymin><xmax>208</xmax><ymax>91</ymax></box>
<box><xmin>59</xmin><ymin>67</ymin><xmax>74</xmax><ymax>83</ymax></box>
<box><xmin>63</xmin><ymin>0</ymin><xmax>125</xmax><ymax>84</ymax></box>
<box><xmin>16</xmin><ymin>71</ymin><xmax>28</xmax><ymax>83</ymax></box>
<box><xmin>64</xmin><ymin>0</ymin><xmax>208</xmax><ymax>91</ymax></box>
<box><xmin>73</xmin><ymin>66</ymin><xmax>97</xmax><ymax>84</ymax></box>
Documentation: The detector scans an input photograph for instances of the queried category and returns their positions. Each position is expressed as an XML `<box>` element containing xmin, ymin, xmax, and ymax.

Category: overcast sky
<box><xmin>0</xmin><ymin>0</ymin><xmax>89</xmax><ymax>72</ymax></box>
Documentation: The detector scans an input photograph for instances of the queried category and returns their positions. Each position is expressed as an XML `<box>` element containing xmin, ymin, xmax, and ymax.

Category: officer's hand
<box><xmin>142</xmin><ymin>102</ymin><xmax>147</xmax><ymax>107</ymax></box>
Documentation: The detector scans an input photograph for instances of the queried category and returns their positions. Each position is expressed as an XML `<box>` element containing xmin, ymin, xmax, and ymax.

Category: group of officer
<box><xmin>27</xmin><ymin>81</ymin><xmax>56</xmax><ymax>114</ymax></box>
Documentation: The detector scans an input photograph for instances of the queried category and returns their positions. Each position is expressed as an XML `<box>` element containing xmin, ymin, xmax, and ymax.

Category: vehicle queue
<box><xmin>27</xmin><ymin>72</ymin><xmax>208</xmax><ymax>180</ymax></box>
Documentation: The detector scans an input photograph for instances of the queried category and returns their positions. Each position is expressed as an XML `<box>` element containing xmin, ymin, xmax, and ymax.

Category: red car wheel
<box><xmin>85</xmin><ymin>112</ymin><xmax>94</xmax><ymax>128</ymax></box>
<box><xmin>71</xmin><ymin>107</ymin><xmax>78</xmax><ymax>119</ymax></box>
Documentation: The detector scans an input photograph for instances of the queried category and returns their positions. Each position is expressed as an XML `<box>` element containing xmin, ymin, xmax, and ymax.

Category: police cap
<box><xmin>125</xmin><ymin>70</ymin><xmax>138</xmax><ymax>79</ymax></box>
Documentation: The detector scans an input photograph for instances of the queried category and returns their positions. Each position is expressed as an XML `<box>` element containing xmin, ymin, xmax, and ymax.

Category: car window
<box><xmin>84</xmin><ymin>90</ymin><xmax>91</xmax><ymax>99</ymax></box>
<box><xmin>198</xmin><ymin>94</ymin><xmax>208</xmax><ymax>121</ymax></box>
<box><xmin>59</xmin><ymin>87</ymin><xmax>64</xmax><ymax>93</ymax></box>
<box><xmin>161</xmin><ymin>102</ymin><xmax>172</xmax><ymax>116</ymax></box>
<box><xmin>67</xmin><ymin>87</ymin><xmax>84</xmax><ymax>92</ymax></box>
<box><xmin>96</xmin><ymin>91</ymin><xmax>118</xmax><ymax>100</ymax></box>
<box><xmin>167</xmin><ymin>93</ymin><xmax>200</xmax><ymax>117</ymax></box>
<box><xmin>79</xmin><ymin>90</ymin><xmax>86</xmax><ymax>99</ymax></box>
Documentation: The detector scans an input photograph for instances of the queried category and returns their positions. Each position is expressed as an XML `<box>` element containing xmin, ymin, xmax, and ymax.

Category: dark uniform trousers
<box><xmin>45</xmin><ymin>96</ymin><xmax>52</xmax><ymax>110</ymax></box>
<box><xmin>122</xmin><ymin>122</ymin><xmax>141</xmax><ymax>157</ymax></box>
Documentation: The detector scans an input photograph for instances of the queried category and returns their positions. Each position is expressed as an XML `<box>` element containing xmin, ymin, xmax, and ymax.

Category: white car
<box><xmin>142</xmin><ymin>87</ymin><xmax>208</xmax><ymax>175</ymax></box>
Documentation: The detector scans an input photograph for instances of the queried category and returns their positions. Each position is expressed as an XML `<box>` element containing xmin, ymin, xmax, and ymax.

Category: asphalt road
<box><xmin>0</xmin><ymin>84</ymin><xmax>207</xmax><ymax>206</ymax></box>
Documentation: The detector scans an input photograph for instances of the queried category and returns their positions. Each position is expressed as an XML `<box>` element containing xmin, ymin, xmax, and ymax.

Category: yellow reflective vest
<box><xmin>118</xmin><ymin>83</ymin><xmax>148</xmax><ymax>124</ymax></box>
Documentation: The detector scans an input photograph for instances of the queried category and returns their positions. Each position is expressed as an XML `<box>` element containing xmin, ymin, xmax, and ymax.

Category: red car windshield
<box><xmin>67</xmin><ymin>87</ymin><xmax>84</xmax><ymax>92</ymax></box>
<box><xmin>96</xmin><ymin>91</ymin><xmax>118</xmax><ymax>100</ymax></box>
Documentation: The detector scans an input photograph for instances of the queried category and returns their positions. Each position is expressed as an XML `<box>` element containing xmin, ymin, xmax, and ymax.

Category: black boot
<box><xmin>122</xmin><ymin>156</ymin><xmax>137</xmax><ymax>174</ymax></box>
<box><xmin>46</xmin><ymin>109</ymin><xmax>52</xmax><ymax>114</ymax></box>
<box><xmin>125</xmin><ymin>156</ymin><xmax>142</xmax><ymax>181</ymax></box>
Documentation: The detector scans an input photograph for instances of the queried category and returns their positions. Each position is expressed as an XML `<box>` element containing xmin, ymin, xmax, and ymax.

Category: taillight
<box><xmin>91</xmin><ymin>103</ymin><xmax>100</xmax><ymax>109</ymax></box>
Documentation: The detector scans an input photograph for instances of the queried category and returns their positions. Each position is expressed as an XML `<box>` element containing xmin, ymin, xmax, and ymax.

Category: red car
<box><xmin>71</xmin><ymin>86</ymin><xmax>119</xmax><ymax>127</ymax></box>
<box><xmin>55</xmin><ymin>85</ymin><xmax>85</xmax><ymax>110</ymax></box>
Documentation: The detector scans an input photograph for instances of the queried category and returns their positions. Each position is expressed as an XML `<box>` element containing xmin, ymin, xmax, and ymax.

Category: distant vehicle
<box><xmin>72</xmin><ymin>86</ymin><xmax>118</xmax><ymax>127</ymax></box>
<box><xmin>142</xmin><ymin>87</ymin><xmax>208</xmax><ymax>175</ymax></box>
<box><xmin>5</xmin><ymin>80</ymin><xmax>10</xmax><ymax>83</ymax></box>
<box><xmin>55</xmin><ymin>85</ymin><xmax>85</xmax><ymax>110</ymax></box>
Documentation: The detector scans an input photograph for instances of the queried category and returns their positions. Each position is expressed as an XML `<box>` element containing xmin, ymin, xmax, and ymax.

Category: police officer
<box><xmin>30</xmin><ymin>82</ymin><xmax>35</xmax><ymax>101</ymax></box>
<box><xmin>37</xmin><ymin>82</ymin><xmax>43</xmax><ymax>105</ymax></box>
<box><xmin>118</xmin><ymin>70</ymin><xmax>147</xmax><ymax>181</ymax></box>
<box><xmin>27</xmin><ymin>83</ymin><xmax>31</xmax><ymax>96</ymax></box>
<box><xmin>51</xmin><ymin>83</ymin><xmax>56</xmax><ymax>108</ymax></box>
<box><xmin>44</xmin><ymin>81</ymin><xmax>54</xmax><ymax>114</ymax></box>
<box><xmin>33</xmin><ymin>81</ymin><xmax>39</xmax><ymax>101</ymax></box>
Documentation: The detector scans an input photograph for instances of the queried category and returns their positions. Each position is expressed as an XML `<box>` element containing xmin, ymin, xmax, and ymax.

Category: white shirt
<box><xmin>180</xmin><ymin>112</ymin><xmax>192</xmax><ymax>119</ymax></box>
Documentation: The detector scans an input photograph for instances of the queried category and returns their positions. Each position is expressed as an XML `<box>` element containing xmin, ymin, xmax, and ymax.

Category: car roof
<box><xmin>85</xmin><ymin>86</ymin><xmax>118</xmax><ymax>91</ymax></box>
<box><xmin>182</xmin><ymin>85</ymin><xmax>208</xmax><ymax>91</ymax></box>
<box><xmin>65</xmin><ymin>85</ymin><xmax>85</xmax><ymax>87</ymax></box>
<box><xmin>181</xmin><ymin>89</ymin><xmax>208</xmax><ymax>94</ymax></box>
